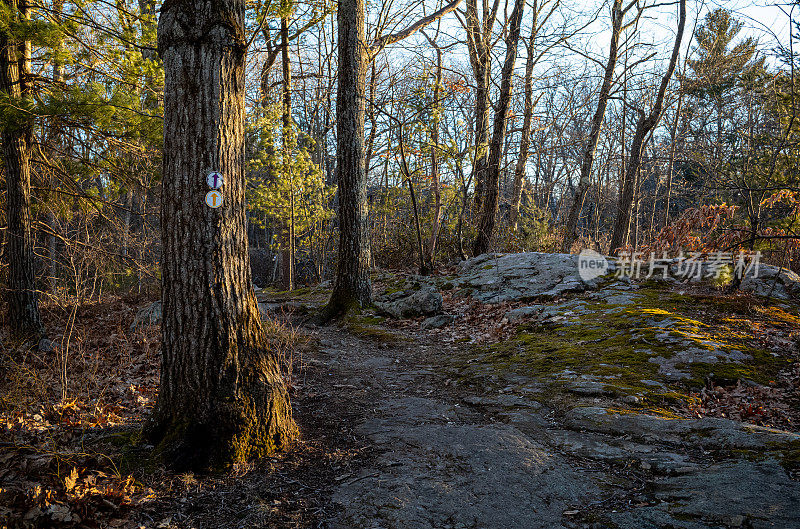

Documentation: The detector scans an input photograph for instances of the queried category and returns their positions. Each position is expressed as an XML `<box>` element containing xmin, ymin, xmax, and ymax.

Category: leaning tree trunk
<box><xmin>325</xmin><ymin>0</ymin><xmax>372</xmax><ymax>316</ymax></box>
<box><xmin>610</xmin><ymin>0</ymin><xmax>685</xmax><ymax>254</ymax></box>
<box><xmin>473</xmin><ymin>0</ymin><xmax>524</xmax><ymax>256</ymax></box>
<box><xmin>146</xmin><ymin>0</ymin><xmax>297</xmax><ymax>470</ymax></box>
<box><xmin>510</xmin><ymin>13</ymin><xmax>539</xmax><ymax>230</ymax></box>
<box><xmin>561</xmin><ymin>0</ymin><xmax>623</xmax><ymax>253</ymax></box>
<box><xmin>1</xmin><ymin>0</ymin><xmax>44</xmax><ymax>339</ymax></box>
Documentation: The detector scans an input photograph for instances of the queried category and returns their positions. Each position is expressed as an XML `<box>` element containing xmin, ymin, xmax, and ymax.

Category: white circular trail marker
<box><xmin>207</xmin><ymin>171</ymin><xmax>224</xmax><ymax>190</ymax></box>
<box><xmin>205</xmin><ymin>190</ymin><xmax>223</xmax><ymax>208</ymax></box>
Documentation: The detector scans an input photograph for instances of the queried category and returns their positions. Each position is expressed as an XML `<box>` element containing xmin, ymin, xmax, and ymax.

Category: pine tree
<box><xmin>679</xmin><ymin>8</ymin><xmax>766</xmax><ymax>163</ymax></box>
<box><xmin>1</xmin><ymin>0</ymin><xmax>44</xmax><ymax>339</ymax></box>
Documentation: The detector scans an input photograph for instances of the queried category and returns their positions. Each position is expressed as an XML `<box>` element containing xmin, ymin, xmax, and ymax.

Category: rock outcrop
<box><xmin>375</xmin><ymin>285</ymin><xmax>443</xmax><ymax>319</ymax></box>
<box><xmin>456</xmin><ymin>252</ymin><xmax>612</xmax><ymax>303</ymax></box>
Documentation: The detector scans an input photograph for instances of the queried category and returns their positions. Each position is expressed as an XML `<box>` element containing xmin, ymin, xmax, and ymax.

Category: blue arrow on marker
<box><xmin>207</xmin><ymin>171</ymin><xmax>223</xmax><ymax>189</ymax></box>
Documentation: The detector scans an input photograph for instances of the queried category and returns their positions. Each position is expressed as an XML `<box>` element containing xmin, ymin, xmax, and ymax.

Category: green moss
<box><xmin>476</xmin><ymin>315</ymin><xmax>661</xmax><ymax>390</ymax></box>
<box><xmin>768</xmin><ymin>439</ymin><xmax>800</xmax><ymax>473</ymax></box>
<box><xmin>260</xmin><ymin>286</ymin><xmax>313</xmax><ymax>299</ymax></box>
<box><xmin>683</xmin><ymin>349</ymin><xmax>791</xmax><ymax>387</ymax></box>
<box><xmin>455</xmin><ymin>285</ymin><xmax>797</xmax><ymax>408</ymax></box>
<box><xmin>356</xmin><ymin>315</ymin><xmax>386</xmax><ymax>325</ymax></box>
<box><xmin>345</xmin><ymin>314</ymin><xmax>404</xmax><ymax>342</ymax></box>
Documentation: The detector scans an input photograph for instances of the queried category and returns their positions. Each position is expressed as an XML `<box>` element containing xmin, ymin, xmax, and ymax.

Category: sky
<box><xmin>427</xmin><ymin>0</ymin><xmax>793</xmax><ymax>65</ymax></box>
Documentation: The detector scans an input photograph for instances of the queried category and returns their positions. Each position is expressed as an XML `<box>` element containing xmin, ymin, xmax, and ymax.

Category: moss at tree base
<box><xmin>145</xmin><ymin>376</ymin><xmax>298</xmax><ymax>472</ymax></box>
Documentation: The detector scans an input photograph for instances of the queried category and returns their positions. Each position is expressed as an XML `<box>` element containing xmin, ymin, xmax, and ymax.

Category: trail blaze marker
<box><xmin>205</xmin><ymin>190</ymin><xmax>223</xmax><ymax>208</ymax></box>
<box><xmin>206</xmin><ymin>171</ymin><xmax>223</xmax><ymax>190</ymax></box>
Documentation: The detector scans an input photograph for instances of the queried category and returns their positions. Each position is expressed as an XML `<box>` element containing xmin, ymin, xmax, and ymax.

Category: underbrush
<box><xmin>0</xmin><ymin>294</ymin><xmax>306</xmax><ymax>528</ymax></box>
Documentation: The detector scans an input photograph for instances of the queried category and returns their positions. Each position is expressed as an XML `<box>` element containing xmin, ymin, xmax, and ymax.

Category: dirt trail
<box><xmin>298</xmin><ymin>317</ymin><xmax>800</xmax><ymax>529</ymax></box>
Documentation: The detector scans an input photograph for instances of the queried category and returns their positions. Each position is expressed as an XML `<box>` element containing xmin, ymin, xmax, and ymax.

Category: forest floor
<box><xmin>2</xmin><ymin>273</ymin><xmax>800</xmax><ymax>528</ymax></box>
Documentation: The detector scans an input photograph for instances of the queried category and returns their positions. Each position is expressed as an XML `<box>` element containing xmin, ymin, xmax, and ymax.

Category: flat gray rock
<box><xmin>456</xmin><ymin>252</ymin><xmax>613</xmax><ymax>303</ymax></box>
<box><xmin>332</xmin><ymin>397</ymin><xmax>598</xmax><ymax>529</ymax></box>
<box><xmin>563</xmin><ymin>406</ymin><xmax>800</xmax><ymax>449</ymax></box>
<box><xmin>608</xmin><ymin>459</ymin><xmax>800</xmax><ymax>529</ymax></box>
<box><xmin>740</xmin><ymin>264</ymin><xmax>800</xmax><ymax>300</ymax></box>
<box><xmin>421</xmin><ymin>314</ymin><xmax>456</xmax><ymax>329</ymax></box>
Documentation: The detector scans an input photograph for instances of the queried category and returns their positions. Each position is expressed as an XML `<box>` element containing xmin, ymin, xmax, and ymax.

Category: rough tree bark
<box><xmin>146</xmin><ymin>0</ymin><xmax>297</xmax><ymax>469</ymax></box>
<box><xmin>326</xmin><ymin>0</ymin><xmax>462</xmax><ymax>316</ymax></box>
<box><xmin>1</xmin><ymin>0</ymin><xmax>44</xmax><ymax>339</ymax></box>
<box><xmin>610</xmin><ymin>0</ymin><xmax>686</xmax><ymax>253</ymax></box>
<box><xmin>561</xmin><ymin>0</ymin><xmax>624</xmax><ymax>253</ymax></box>
<box><xmin>324</xmin><ymin>0</ymin><xmax>372</xmax><ymax>315</ymax></box>
<box><xmin>464</xmin><ymin>0</ymin><xmax>496</xmax><ymax>216</ymax></box>
<box><xmin>472</xmin><ymin>0</ymin><xmax>525</xmax><ymax>256</ymax></box>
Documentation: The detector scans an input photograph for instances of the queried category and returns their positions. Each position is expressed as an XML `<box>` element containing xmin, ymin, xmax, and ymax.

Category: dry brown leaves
<box><xmin>1</xmin><ymin>294</ymin><xmax>161</xmax><ymax>528</ymax></box>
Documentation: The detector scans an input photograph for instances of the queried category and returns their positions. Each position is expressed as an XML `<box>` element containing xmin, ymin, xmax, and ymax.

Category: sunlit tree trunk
<box><xmin>424</xmin><ymin>32</ymin><xmax>443</xmax><ymax>269</ymax></box>
<box><xmin>465</xmin><ymin>0</ymin><xmax>492</xmax><ymax>217</ymax></box>
<box><xmin>610</xmin><ymin>0</ymin><xmax>686</xmax><ymax>253</ymax></box>
<box><xmin>561</xmin><ymin>0</ymin><xmax>623</xmax><ymax>253</ymax></box>
<box><xmin>473</xmin><ymin>0</ymin><xmax>524</xmax><ymax>255</ymax></box>
<box><xmin>1</xmin><ymin>0</ymin><xmax>44</xmax><ymax>338</ymax></box>
<box><xmin>325</xmin><ymin>0</ymin><xmax>372</xmax><ymax>315</ymax></box>
<box><xmin>662</xmin><ymin>93</ymin><xmax>683</xmax><ymax>229</ymax></box>
<box><xmin>281</xmin><ymin>12</ymin><xmax>294</xmax><ymax>290</ymax></box>
<box><xmin>510</xmin><ymin>8</ymin><xmax>539</xmax><ymax>230</ymax></box>
<box><xmin>146</xmin><ymin>0</ymin><xmax>297</xmax><ymax>469</ymax></box>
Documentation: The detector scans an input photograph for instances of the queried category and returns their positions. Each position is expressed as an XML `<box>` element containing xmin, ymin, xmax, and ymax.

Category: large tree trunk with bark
<box><xmin>561</xmin><ymin>0</ymin><xmax>623</xmax><ymax>253</ymax></box>
<box><xmin>146</xmin><ymin>0</ymin><xmax>297</xmax><ymax>470</ymax></box>
<box><xmin>472</xmin><ymin>0</ymin><xmax>524</xmax><ymax>256</ymax></box>
<box><xmin>325</xmin><ymin>0</ymin><xmax>372</xmax><ymax>315</ymax></box>
<box><xmin>610</xmin><ymin>0</ymin><xmax>685</xmax><ymax>253</ymax></box>
<box><xmin>1</xmin><ymin>0</ymin><xmax>43</xmax><ymax>339</ymax></box>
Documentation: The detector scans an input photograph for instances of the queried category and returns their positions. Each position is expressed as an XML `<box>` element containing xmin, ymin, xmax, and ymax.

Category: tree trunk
<box><xmin>424</xmin><ymin>32</ymin><xmax>443</xmax><ymax>269</ymax></box>
<box><xmin>561</xmin><ymin>0</ymin><xmax>623</xmax><ymax>253</ymax></box>
<box><xmin>510</xmin><ymin>8</ymin><xmax>539</xmax><ymax>230</ymax></box>
<box><xmin>280</xmin><ymin>13</ymin><xmax>294</xmax><ymax>291</ymax></box>
<box><xmin>325</xmin><ymin>0</ymin><xmax>372</xmax><ymax>316</ymax></box>
<box><xmin>662</xmin><ymin>93</ymin><xmax>683</xmax><ymax>229</ymax></box>
<box><xmin>146</xmin><ymin>0</ymin><xmax>297</xmax><ymax>470</ymax></box>
<box><xmin>473</xmin><ymin>0</ymin><xmax>524</xmax><ymax>256</ymax></box>
<box><xmin>465</xmin><ymin>0</ymin><xmax>492</xmax><ymax>217</ymax></box>
<box><xmin>397</xmin><ymin>125</ymin><xmax>428</xmax><ymax>275</ymax></box>
<box><xmin>47</xmin><ymin>0</ymin><xmax>65</xmax><ymax>295</ymax></box>
<box><xmin>1</xmin><ymin>0</ymin><xmax>44</xmax><ymax>339</ymax></box>
<box><xmin>610</xmin><ymin>0</ymin><xmax>685</xmax><ymax>253</ymax></box>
